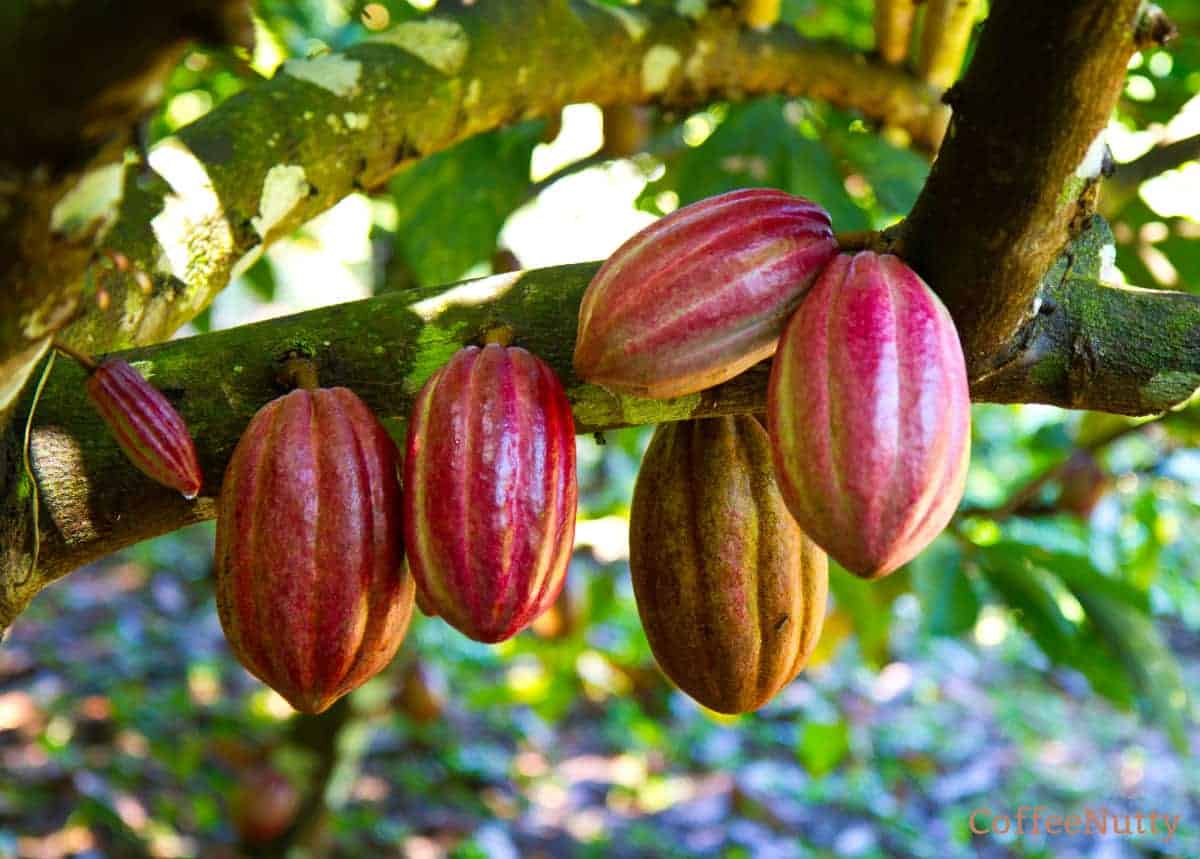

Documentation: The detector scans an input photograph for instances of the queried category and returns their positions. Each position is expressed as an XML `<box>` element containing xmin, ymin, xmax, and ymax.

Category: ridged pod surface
<box><xmin>215</xmin><ymin>387</ymin><xmax>414</xmax><ymax>714</ymax></box>
<box><xmin>574</xmin><ymin>188</ymin><xmax>838</xmax><ymax>399</ymax></box>
<box><xmin>404</xmin><ymin>344</ymin><xmax>578</xmax><ymax>644</ymax></box>
<box><xmin>767</xmin><ymin>251</ymin><xmax>971</xmax><ymax>578</ymax></box>
<box><xmin>87</xmin><ymin>359</ymin><xmax>203</xmax><ymax>498</ymax></box>
<box><xmin>629</xmin><ymin>416</ymin><xmax>828</xmax><ymax>714</ymax></box>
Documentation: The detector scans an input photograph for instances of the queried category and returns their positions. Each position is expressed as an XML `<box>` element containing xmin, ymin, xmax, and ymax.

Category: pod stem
<box><xmin>482</xmin><ymin>325</ymin><xmax>515</xmax><ymax>347</ymax></box>
<box><xmin>836</xmin><ymin>231</ymin><xmax>880</xmax><ymax>252</ymax></box>
<box><xmin>52</xmin><ymin>339</ymin><xmax>99</xmax><ymax>373</ymax></box>
<box><xmin>280</xmin><ymin>356</ymin><xmax>321</xmax><ymax>390</ymax></box>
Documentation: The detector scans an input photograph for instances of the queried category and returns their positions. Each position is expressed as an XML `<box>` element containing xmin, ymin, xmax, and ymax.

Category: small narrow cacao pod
<box><xmin>87</xmin><ymin>359</ymin><xmax>203</xmax><ymax>498</ymax></box>
<box><xmin>767</xmin><ymin>251</ymin><xmax>971</xmax><ymax>578</ymax></box>
<box><xmin>630</xmin><ymin>416</ymin><xmax>829</xmax><ymax>714</ymax></box>
<box><xmin>404</xmin><ymin>344</ymin><xmax>578</xmax><ymax>644</ymax></box>
<box><xmin>574</xmin><ymin>188</ymin><xmax>838</xmax><ymax>399</ymax></box>
<box><xmin>215</xmin><ymin>387</ymin><xmax>413</xmax><ymax>714</ymax></box>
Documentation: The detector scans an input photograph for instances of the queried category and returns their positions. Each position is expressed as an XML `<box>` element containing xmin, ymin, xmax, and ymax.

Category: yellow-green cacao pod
<box><xmin>629</xmin><ymin>416</ymin><xmax>828</xmax><ymax>714</ymax></box>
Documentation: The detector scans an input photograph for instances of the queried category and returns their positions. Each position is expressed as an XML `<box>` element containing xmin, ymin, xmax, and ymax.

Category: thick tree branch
<box><xmin>970</xmin><ymin>219</ymin><xmax>1200</xmax><ymax>414</ymax></box>
<box><xmin>0</xmin><ymin>0</ymin><xmax>949</xmax><ymax>415</ymax></box>
<box><xmin>0</xmin><ymin>0</ymin><xmax>253</xmax><ymax>416</ymax></box>
<box><xmin>893</xmin><ymin>0</ymin><xmax>1147</xmax><ymax>377</ymax></box>
<box><xmin>5</xmin><ymin>254</ymin><xmax>1199</xmax><ymax>630</ymax></box>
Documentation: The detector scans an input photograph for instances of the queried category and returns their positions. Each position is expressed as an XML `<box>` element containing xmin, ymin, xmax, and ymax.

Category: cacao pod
<box><xmin>215</xmin><ymin>387</ymin><xmax>414</xmax><ymax>714</ymax></box>
<box><xmin>574</xmin><ymin>188</ymin><xmax>838</xmax><ymax>399</ymax></box>
<box><xmin>231</xmin><ymin>764</ymin><xmax>301</xmax><ymax>844</ymax></box>
<box><xmin>87</xmin><ymin>358</ymin><xmax>203</xmax><ymax>498</ymax></box>
<box><xmin>404</xmin><ymin>344</ymin><xmax>578</xmax><ymax>643</ymax></box>
<box><xmin>767</xmin><ymin>251</ymin><xmax>971</xmax><ymax>578</ymax></box>
<box><xmin>1057</xmin><ymin>451</ymin><xmax>1107</xmax><ymax>519</ymax></box>
<box><xmin>395</xmin><ymin>659</ymin><xmax>447</xmax><ymax>724</ymax></box>
<box><xmin>630</xmin><ymin>416</ymin><xmax>829</xmax><ymax>714</ymax></box>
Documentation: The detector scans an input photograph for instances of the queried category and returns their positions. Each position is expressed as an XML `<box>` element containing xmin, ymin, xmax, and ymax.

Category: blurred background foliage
<box><xmin>4</xmin><ymin>0</ymin><xmax>1200</xmax><ymax>856</ymax></box>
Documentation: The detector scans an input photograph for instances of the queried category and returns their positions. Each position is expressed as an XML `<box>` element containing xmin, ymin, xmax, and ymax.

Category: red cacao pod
<box><xmin>215</xmin><ymin>387</ymin><xmax>414</xmax><ymax>714</ymax></box>
<box><xmin>574</xmin><ymin>188</ymin><xmax>838</xmax><ymax>399</ymax></box>
<box><xmin>1057</xmin><ymin>451</ymin><xmax>1107</xmax><ymax>519</ymax></box>
<box><xmin>404</xmin><ymin>344</ymin><xmax>578</xmax><ymax>644</ymax></box>
<box><xmin>87</xmin><ymin>359</ymin><xmax>202</xmax><ymax>498</ymax></box>
<box><xmin>630</xmin><ymin>416</ymin><xmax>829</xmax><ymax>714</ymax></box>
<box><xmin>767</xmin><ymin>251</ymin><xmax>971</xmax><ymax>578</ymax></box>
<box><xmin>231</xmin><ymin>764</ymin><xmax>301</xmax><ymax>844</ymax></box>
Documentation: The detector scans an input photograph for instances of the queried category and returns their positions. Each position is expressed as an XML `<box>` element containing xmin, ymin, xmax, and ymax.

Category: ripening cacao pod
<box><xmin>215</xmin><ymin>387</ymin><xmax>414</xmax><ymax>714</ymax></box>
<box><xmin>231</xmin><ymin>764</ymin><xmax>301</xmax><ymax>844</ymax></box>
<box><xmin>87</xmin><ymin>359</ymin><xmax>203</xmax><ymax>498</ymax></box>
<box><xmin>574</xmin><ymin>188</ymin><xmax>838</xmax><ymax>399</ymax></box>
<box><xmin>1057</xmin><ymin>451</ymin><xmax>1107</xmax><ymax>519</ymax></box>
<box><xmin>767</xmin><ymin>251</ymin><xmax>971</xmax><ymax>578</ymax></box>
<box><xmin>395</xmin><ymin>660</ymin><xmax>448</xmax><ymax>724</ymax></box>
<box><xmin>630</xmin><ymin>416</ymin><xmax>829</xmax><ymax>714</ymax></box>
<box><xmin>404</xmin><ymin>344</ymin><xmax>578</xmax><ymax>643</ymax></box>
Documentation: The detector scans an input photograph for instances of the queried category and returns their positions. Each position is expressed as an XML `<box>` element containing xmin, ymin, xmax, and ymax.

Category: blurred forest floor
<box><xmin>0</xmin><ymin>519</ymin><xmax>1197</xmax><ymax>859</ymax></box>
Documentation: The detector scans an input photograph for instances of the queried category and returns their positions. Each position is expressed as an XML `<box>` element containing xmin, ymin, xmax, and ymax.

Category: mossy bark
<box><xmin>0</xmin><ymin>0</ymin><xmax>949</xmax><ymax>417</ymax></box>
<box><xmin>894</xmin><ymin>0</ymin><xmax>1152</xmax><ymax>375</ymax></box>
<box><xmin>5</xmin><ymin>247</ymin><xmax>1200</xmax><ymax>629</ymax></box>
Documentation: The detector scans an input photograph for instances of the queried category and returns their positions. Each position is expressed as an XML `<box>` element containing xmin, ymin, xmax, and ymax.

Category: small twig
<box><xmin>482</xmin><ymin>325</ymin><xmax>515</xmax><ymax>347</ymax></box>
<box><xmin>960</xmin><ymin>419</ymin><xmax>1151</xmax><ymax>522</ymax></box>
<box><xmin>1106</xmin><ymin>132</ymin><xmax>1200</xmax><ymax>209</ymax></box>
<box><xmin>52</xmin><ymin>339</ymin><xmax>99</xmax><ymax>373</ymax></box>
<box><xmin>17</xmin><ymin>351</ymin><xmax>57</xmax><ymax>587</ymax></box>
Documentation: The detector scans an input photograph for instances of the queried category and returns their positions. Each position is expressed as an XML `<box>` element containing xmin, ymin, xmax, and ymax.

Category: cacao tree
<box><xmin>3</xmin><ymin>0</ymin><xmax>1200</xmax><ymax>853</ymax></box>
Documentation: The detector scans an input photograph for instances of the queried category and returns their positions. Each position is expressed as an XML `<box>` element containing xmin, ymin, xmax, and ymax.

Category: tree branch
<box><xmin>4</xmin><ymin>253</ymin><xmax>1199</xmax><ymax>631</ymax></box>
<box><xmin>894</xmin><ymin>0</ymin><xmax>1148</xmax><ymax>376</ymax></box>
<box><xmin>0</xmin><ymin>0</ymin><xmax>949</xmax><ymax>414</ymax></box>
<box><xmin>1103</xmin><ymin>132</ymin><xmax>1200</xmax><ymax>213</ymax></box>
<box><xmin>0</xmin><ymin>0</ymin><xmax>254</xmax><ymax>416</ymax></box>
<box><xmin>874</xmin><ymin>0</ymin><xmax>919</xmax><ymax>66</ymax></box>
<box><xmin>915</xmin><ymin>0</ymin><xmax>982</xmax><ymax>89</ymax></box>
<box><xmin>969</xmin><ymin>216</ymin><xmax>1200</xmax><ymax>413</ymax></box>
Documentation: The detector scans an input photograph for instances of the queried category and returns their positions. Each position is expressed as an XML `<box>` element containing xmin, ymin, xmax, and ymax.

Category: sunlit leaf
<box><xmin>388</xmin><ymin>121</ymin><xmax>544</xmax><ymax>287</ymax></box>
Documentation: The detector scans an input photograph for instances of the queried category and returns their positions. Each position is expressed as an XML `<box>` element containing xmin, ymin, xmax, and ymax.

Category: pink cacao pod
<box><xmin>87</xmin><ymin>359</ymin><xmax>203</xmax><ymax>498</ymax></box>
<box><xmin>403</xmin><ymin>344</ymin><xmax>578</xmax><ymax>644</ymax></box>
<box><xmin>574</xmin><ymin>188</ymin><xmax>838</xmax><ymax>399</ymax></box>
<box><xmin>767</xmin><ymin>251</ymin><xmax>971</xmax><ymax>578</ymax></box>
<box><xmin>215</xmin><ymin>387</ymin><xmax>414</xmax><ymax>714</ymax></box>
<box><xmin>630</xmin><ymin>416</ymin><xmax>829</xmax><ymax>714</ymax></box>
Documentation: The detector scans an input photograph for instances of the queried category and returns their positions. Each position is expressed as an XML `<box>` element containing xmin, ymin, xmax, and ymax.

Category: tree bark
<box><xmin>894</xmin><ymin>0</ymin><xmax>1152</xmax><ymax>376</ymax></box>
<box><xmin>0</xmin><ymin>0</ymin><xmax>253</xmax><ymax>416</ymax></box>
<box><xmin>4</xmin><ymin>246</ymin><xmax>1199</xmax><ymax>629</ymax></box>
<box><xmin>0</xmin><ymin>0</ymin><xmax>949</xmax><ymax>416</ymax></box>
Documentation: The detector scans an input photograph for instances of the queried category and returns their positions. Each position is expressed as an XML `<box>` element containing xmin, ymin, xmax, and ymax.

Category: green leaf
<box><xmin>910</xmin><ymin>539</ymin><xmax>979</xmax><ymax>637</ymax></box>
<box><xmin>239</xmin><ymin>253</ymin><xmax>277</xmax><ymax>303</ymax></box>
<box><xmin>646</xmin><ymin>98</ymin><xmax>871</xmax><ymax>230</ymax></box>
<box><xmin>828</xmin><ymin>565</ymin><xmax>896</xmax><ymax>666</ymax></box>
<box><xmin>976</xmin><ymin>540</ymin><xmax>1189</xmax><ymax>729</ymax></box>
<box><xmin>976</xmin><ymin>545</ymin><xmax>1077</xmax><ymax>664</ymax></box>
<box><xmin>1072</xmin><ymin>590</ymin><xmax>1191</xmax><ymax>751</ymax></box>
<box><xmin>826</xmin><ymin>119</ymin><xmax>930</xmax><ymax>216</ymax></box>
<box><xmin>797</xmin><ymin>719</ymin><xmax>850</xmax><ymax>776</ymax></box>
<box><xmin>388</xmin><ymin>121</ymin><xmax>544</xmax><ymax>287</ymax></box>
